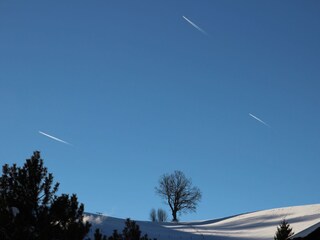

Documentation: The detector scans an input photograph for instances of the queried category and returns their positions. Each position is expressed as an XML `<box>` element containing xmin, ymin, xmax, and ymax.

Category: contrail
<box><xmin>182</xmin><ymin>16</ymin><xmax>207</xmax><ymax>35</ymax></box>
<box><xmin>39</xmin><ymin>131</ymin><xmax>71</xmax><ymax>145</ymax></box>
<box><xmin>249</xmin><ymin>113</ymin><xmax>270</xmax><ymax>128</ymax></box>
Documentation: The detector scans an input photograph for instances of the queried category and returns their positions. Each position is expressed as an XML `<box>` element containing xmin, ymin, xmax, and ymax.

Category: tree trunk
<box><xmin>172</xmin><ymin>209</ymin><xmax>178</xmax><ymax>222</ymax></box>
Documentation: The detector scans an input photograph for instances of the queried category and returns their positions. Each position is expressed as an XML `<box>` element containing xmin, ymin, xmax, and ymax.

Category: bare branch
<box><xmin>155</xmin><ymin>170</ymin><xmax>202</xmax><ymax>222</ymax></box>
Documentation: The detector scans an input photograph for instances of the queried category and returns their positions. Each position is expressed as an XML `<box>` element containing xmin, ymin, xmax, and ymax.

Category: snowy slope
<box><xmin>292</xmin><ymin>221</ymin><xmax>320</xmax><ymax>239</ymax></box>
<box><xmin>85</xmin><ymin>204</ymin><xmax>320</xmax><ymax>240</ymax></box>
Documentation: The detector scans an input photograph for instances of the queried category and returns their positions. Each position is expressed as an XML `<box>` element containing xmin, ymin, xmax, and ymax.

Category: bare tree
<box><xmin>157</xmin><ymin>208</ymin><xmax>168</xmax><ymax>222</ymax></box>
<box><xmin>155</xmin><ymin>170</ymin><xmax>201</xmax><ymax>222</ymax></box>
<box><xmin>149</xmin><ymin>208</ymin><xmax>157</xmax><ymax>222</ymax></box>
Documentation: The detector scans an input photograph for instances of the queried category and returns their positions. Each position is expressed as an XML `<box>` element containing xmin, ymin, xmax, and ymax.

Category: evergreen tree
<box><xmin>94</xmin><ymin>228</ymin><xmax>103</xmax><ymax>240</ymax></box>
<box><xmin>108</xmin><ymin>229</ymin><xmax>122</xmax><ymax>240</ymax></box>
<box><xmin>94</xmin><ymin>228</ymin><xmax>107</xmax><ymax>240</ymax></box>
<box><xmin>140</xmin><ymin>234</ymin><xmax>151</xmax><ymax>240</ymax></box>
<box><xmin>49</xmin><ymin>194</ymin><xmax>90</xmax><ymax>239</ymax></box>
<box><xmin>107</xmin><ymin>220</ymin><xmax>153</xmax><ymax>240</ymax></box>
<box><xmin>122</xmin><ymin>218</ymin><xmax>141</xmax><ymax>240</ymax></box>
<box><xmin>0</xmin><ymin>151</ymin><xmax>91</xmax><ymax>240</ymax></box>
<box><xmin>274</xmin><ymin>219</ymin><xmax>294</xmax><ymax>240</ymax></box>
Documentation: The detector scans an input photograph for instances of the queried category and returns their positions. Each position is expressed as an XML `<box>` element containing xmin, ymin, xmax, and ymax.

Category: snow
<box><xmin>85</xmin><ymin>204</ymin><xmax>320</xmax><ymax>239</ymax></box>
<box><xmin>292</xmin><ymin>221</ymin><xmax>320</xmax><ymax>239</ymax></box>
<box><xmin>11</xmin><ymin>207</ymin><xmax>19</xmax><ymax>217</ymax></box>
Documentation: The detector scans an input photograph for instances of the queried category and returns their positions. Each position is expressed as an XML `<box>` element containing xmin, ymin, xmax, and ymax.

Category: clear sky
<box><xmin>1</xmin><ymin>0</ymin><xmax>320</xmax><ymax>221</ymax></box>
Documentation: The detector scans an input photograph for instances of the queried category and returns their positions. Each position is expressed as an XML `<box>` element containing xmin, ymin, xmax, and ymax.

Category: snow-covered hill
<box><xmin>84</xmin><ymin>204</ymin><xmax>320</xmax><ymax>240</ymax></box>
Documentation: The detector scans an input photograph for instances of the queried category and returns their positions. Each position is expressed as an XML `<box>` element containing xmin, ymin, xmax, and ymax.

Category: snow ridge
<box><xmin>85</xmin><ymin>204</ymin><xmax>320</xmax><ymax>240</ymax></box>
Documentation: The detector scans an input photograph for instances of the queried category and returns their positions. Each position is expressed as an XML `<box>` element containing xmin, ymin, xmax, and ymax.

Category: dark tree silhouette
<box><xmin>107</xmin><ymin>220</ymin><xmax>152</xmax><ymax>240</ymax></box>
<box><xmin>149</xmin><ymin>208</ymin><xmax>167</xmax><ymax>222</ymax></box>
<box><xmin>157</xmin><ymin>208</ymin><xmax>167</xmax><ymax>222</ymax></box>
<box><xmin>93</xmin><ymin>228</ymin><xmax>107</xmax><ymax>240</ymax></box>
<box><xmin>274</xmin><ymin>219</ymin><xmax>294</xmax><ymax>240</ymax></box>
<box><xmin>149</xmin><ymin>208</ymin><xmax>157</xmax><ymax>222</ymax></box>
<box><xmin>109</xmin><ymin>229</ymin><xmax>122</xmax><ymax>240</ymax></box>
<box><xmin>0</xmin><ymin>151</ymin><xmax>91</xmax><ymax>240</ymax></box>
<box><xmin>94</xmin><ymin>228</ymin><xmax>103</xmax><ymax>240</ymax></box>
<box><xmin>122</xmin><ymin>218</ymin><xmax>141</xmax><ymax>240</ymax></box>
<box><xmin>155</xmin><ymin>170</ymin><xmax>201</xmax><ymax>222</ymax></box>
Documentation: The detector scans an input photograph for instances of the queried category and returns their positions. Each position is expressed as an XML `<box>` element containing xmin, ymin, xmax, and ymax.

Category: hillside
<box><xmin>85</xmin><ymin>204</ymin><xmax>320</xmax><ymax>240</ymax></box>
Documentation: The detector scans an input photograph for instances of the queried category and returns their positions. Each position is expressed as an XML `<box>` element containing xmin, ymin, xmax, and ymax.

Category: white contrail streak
<box><xmin>39</xmin><ymin>131</ymin><xmax>71</xmax><ymax>145</ymax></box>
<box><xmin>182</xmin><ymin>16</ymin><xmax>207</xmax><ymax>35</ymax></box>
<box><xmin>249</xmin><ymin>113</ymin><xmax>270</xmax><ymax>128</ymax></box>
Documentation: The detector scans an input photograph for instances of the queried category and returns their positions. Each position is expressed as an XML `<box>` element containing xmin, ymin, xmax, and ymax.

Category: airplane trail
<box><xmin>249</xmin><ymin>113</ymin><xmax>270</xmax><ymax>128</ymax></box>
<box><xmin>182</xmin><ymin>16</ymin><xmax>207</xmax><ymax>35</ymax></box>
<box><xmin>39</xmin><ymin>131</ymin><xmax>71</xmax><ymax>145</ymax></box>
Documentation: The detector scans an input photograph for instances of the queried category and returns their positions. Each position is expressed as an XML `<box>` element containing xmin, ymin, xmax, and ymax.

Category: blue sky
<box><xmin>1</xmin><ymin>0</ymin><xmax>320</xmax><ymax>221</ymax></box>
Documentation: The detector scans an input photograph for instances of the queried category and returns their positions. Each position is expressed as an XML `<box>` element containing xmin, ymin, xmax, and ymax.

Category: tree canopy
<box><xmin>0</xmin><ymin>151</ymin><xmax>91</xmax><ymax>240</ymax></box>
<box><xmin>274</xmin><ymin>219</ymin><xmax>294</xmax><ymax>240</ymax></box>
<box><xmin>155</xmin><ymin>170</ymin><xmax>201</xmax><ymax>222</ymax></box>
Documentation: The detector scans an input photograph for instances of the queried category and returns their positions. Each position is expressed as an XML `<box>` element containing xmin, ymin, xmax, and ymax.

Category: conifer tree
<box><xmin>93</xmin><ymin>228</ymin><xmax>107</xmax><ymax>240</ymax></box>
<box><xmin>109</xmin><ymin>229</ymin><xmax>122</xmax><ymax>240</ymax></box>
<box><xmin>0</xmin><ymin>151</ymin><xmax>91</xmax><ymax>240</ymax></box>
<box><xmin>122</xmin><ymin>218</ymin><xmax>141</xmax><ymax>240</ymax></box>
<box><xmin>274</xmin><ymin>219</ymin><xmax>294</xmax><ymax>240</ymax></box>
<box><xmin>94</xmin><ymin>228</ymin><xmax>103</xmax><ymax>240</ymax></box>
